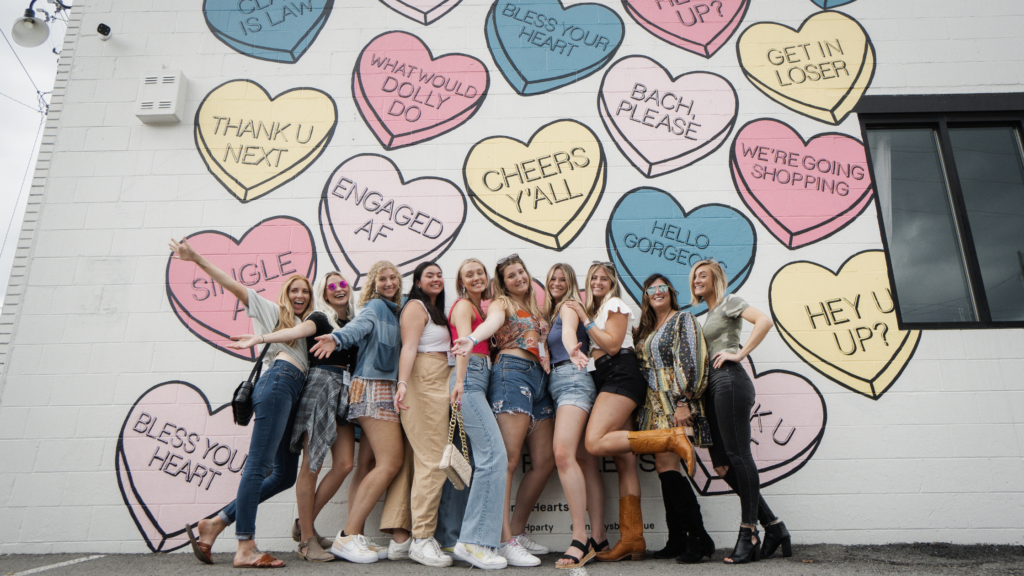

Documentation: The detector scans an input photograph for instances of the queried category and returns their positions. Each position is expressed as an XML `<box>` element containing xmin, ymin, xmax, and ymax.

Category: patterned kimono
<box><xmin>635</xmin><ymin>310</ymin><xmax>711</xmax><ymax>447</ymax></box>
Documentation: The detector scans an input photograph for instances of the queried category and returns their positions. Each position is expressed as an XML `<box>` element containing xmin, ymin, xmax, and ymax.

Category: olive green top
<box><xmin>701</xmin><ymin>294</ymin><xmax>748</xmax><ymax>359</ymax></box>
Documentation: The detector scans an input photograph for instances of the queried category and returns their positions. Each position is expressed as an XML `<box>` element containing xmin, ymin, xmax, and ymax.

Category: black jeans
<box><xmin>705</xmin><ymin>361</ymin><xmax>760</xmax><ymax>526</ymax></box>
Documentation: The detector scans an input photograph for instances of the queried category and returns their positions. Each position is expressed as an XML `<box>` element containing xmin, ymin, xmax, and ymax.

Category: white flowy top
<box><xmin>593</xmin><ymin>297</ymin><xmax>635</xmax><ymax>351</ymax></box>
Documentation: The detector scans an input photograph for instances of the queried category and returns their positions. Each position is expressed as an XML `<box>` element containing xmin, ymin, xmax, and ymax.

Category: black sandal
<box><xmin>589</xmin><ymin>537</ymin><xmax>610</xmax><ymax>553</ymax></box>
<box><xmin>556</xmin><ymin>539</ymin><xmax>595</xmax><ymax>569</ymax></box>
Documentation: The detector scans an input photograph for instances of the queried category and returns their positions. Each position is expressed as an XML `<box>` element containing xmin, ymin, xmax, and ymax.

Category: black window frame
<box><xmin>855</xmin><ymin>93</ymin><xmax>1024</xmax><ymax>330</ymax></box>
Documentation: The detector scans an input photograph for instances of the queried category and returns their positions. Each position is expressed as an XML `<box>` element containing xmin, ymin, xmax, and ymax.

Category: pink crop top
<box><xmin>493</xmin><ymin>307</ymin><xmax>549</xmax><ymax>360</ymax></box>
<box><xmin>449</xmin><ymin>299</ymin><xmax>489</xmax><ymax>355</ymax></box>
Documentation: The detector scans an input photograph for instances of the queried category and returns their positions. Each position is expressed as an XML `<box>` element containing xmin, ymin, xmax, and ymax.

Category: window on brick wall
<box><xmin>858</xmin><ymin>95</ymin><xmax>1024</xmax><ymax>329</ymax></box>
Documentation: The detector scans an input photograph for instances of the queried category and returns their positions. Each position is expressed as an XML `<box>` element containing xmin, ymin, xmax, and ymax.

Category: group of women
<box><xmin>170</xmin><ymin>238</ymin><xmax>793</xmax><ymax>570</ymax></box>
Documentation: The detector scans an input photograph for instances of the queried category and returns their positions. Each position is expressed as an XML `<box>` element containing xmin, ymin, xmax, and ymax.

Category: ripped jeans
<box><xmin>487</xmin><ymin>354</ymin><xmax>553</xmax><ymax>422</ymax></box>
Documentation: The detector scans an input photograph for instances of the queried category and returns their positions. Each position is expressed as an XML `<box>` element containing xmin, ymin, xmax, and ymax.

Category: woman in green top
<box><xmin>689</xmin><ymin>259</ymin><xmax>790</xmax><ymax>565</ymax></box>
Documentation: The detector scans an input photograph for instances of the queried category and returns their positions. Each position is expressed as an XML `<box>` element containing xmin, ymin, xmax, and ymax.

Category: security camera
<box><xmin>97</xmin><ymin>22</ymin><xmax>110</xmax><ymax>40</ymax></box>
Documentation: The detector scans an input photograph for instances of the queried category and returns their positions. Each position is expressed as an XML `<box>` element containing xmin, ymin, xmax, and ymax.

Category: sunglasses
<box><xmin>496</xmin><ymin>253</ymin><xmax>520</xmax><ymax>266</ymax></box>
<box><xmin>327</xmin><ymin>280</ymin><xmax>348</xmax><ymax>292</ymax></box>
<box><xmin>592</xmin><ymin>260</ymin><xmax>614</xmax><ymax>268</ymax></box>
<box><xmin>645</xmin><ymin>284</ymin><xmax>671</xmax><ymax>296</ymax></box>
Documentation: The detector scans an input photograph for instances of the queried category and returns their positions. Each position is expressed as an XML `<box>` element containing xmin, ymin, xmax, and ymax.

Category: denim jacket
<box><xmin>331</xmin><ymin>298</ymin><xmax>401</xmax><ymax>380</ymax></box>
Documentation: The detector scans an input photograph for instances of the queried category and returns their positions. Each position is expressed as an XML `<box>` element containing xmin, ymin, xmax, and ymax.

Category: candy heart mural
<box><xmin>605</xmin><ymin>187</ymin><xmax>755</xmax><ymax>313</ymax></box>
<box><xmin>203</xmin><ymin>0</ymin><xmax>333</xmax><ymax>63</ymax></box>
<box><xmin>194</xmin><ymin>80</ymin><xmax>337</xmax><ymax>203</ymax></box>
<box><xmin>379</xmin><ymin>0</ymin><xmax>463</xmax><ymax>24</ymax></box>
<box><xmin>736</xmin><ymin>11</ymin><xmax>875</xmax><ymax>125</ymax></box>
<box><xmin>353</xmin><ymin>31</ymin><xmax>489</xmax><ymax>150</ymax></box>
<box><xmin>464</xmin><ymin>120</ymin><xmax>606</xmax><ymax>251</ymax></box>
<box><xmin>166</xmin><ymin>216</ymin><xmax>317</xmax><ymax>361</ymax></box>
<box><xmin>691</xmin><ymin>356</ymin><xmax>826</xmax><ymax>495</ymax></box>
<box><xmin>485</xmin><ymin>0</ymin><xmax>624</xmax><ymax>95</ymax></box>
<box><xmin>598</xmin><ymin>55</ymin><xmax>737</xmax><ymax>178</ymax></box>
<box><xmin>116</xmin><ymin>381</ymin><xmax>252</xmax><ymax>552</ymax></box>
<box><xmin>769</xmin><ymin>250</ymin><xmax>921</xmax><ymax>399</ymax></box>
<box><xmin>730</xmin><ymin>118</ymin><xmax>874</xmax><ymax>248</ymax></box>
<box><xmin>319</xmin><ymin>154</ymin><xmax>467</xmax><ymax>289</ymax></box>
<box><xmin>622</xmin><ymin>0</ymin><xmax>749</xmax><ymax>58</ymax></box>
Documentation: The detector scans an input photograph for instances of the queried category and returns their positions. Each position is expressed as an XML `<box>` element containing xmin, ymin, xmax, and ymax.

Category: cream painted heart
<box><xmin>463</xmin><ymin>120</ymin><xmax>606</xmax><ymax>251</ymax></box>
<box><xmin>737</xmin><ymin>11</ymin><xmax>875</xmax><ymax>125</ymax></box>
<box><xmin>769</xmin><ymin>250</ymin><xmax>921</xmax><ymax>399</ymax></box>
<box><xmin>194</xmin><ymin>80</ymin><xmax>337</xmax><ymax>203</ymax></box>
<box><xmin>116</xmin><ymin>381</ymin><xmax>252</xmax><ymax>552</ymax></box>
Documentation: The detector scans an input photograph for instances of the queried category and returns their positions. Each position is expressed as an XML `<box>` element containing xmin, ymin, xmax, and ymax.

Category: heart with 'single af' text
<box><xmin>166</xmin><ymin>216</ymin><xmax>317</xmax><ymax>360</ymax></box>
<box><xmin>353</xmin><ymin>31</ymin><xmax>489</xmax><ymax>150</ymax></box>
<box><xmin>622</xmin><ymin>0</ymin><xmax>749</xmax><ymax>58</ymax></box>
<box><xmin>203</xmin><ymin>0</ymin><xmax>333</xmax><ymax>63</ymax></box>
<box><xmin>599</xmin><ymin>55</ymin><xmax>737</xmax><ymax>178</ymax></box>
<box><xmin>116</xmin><ymin>381</ymin><xmax>253</xmax><ymax>552</ymax></box>
<box><xmin>379</xmin><ymin>0</ymin><xmax>463</xmax><ymax>24</ymax></box>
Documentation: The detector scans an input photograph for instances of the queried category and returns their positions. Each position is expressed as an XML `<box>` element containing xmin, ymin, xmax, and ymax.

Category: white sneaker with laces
<box><xmin>500</xmin><ymin>539</ymin><xmax>541</xmax><ymax>567</ymax></box>
<box><xmin>515</xmin><ymin>532</ymin><xmax>549</xmax><ymax>555</ymax></box>
<box><xmin>387</xmin><ymin>537</ymin><xmax>411</xmax><ymax>560</ymax></box>
<box><xmin>367</xmin><ymin>542</ymin><xmax>388</xmax><ymax>560</ymax></box>
<box><xmin>409</xmin><ymin>537</ymin><xmax>453</xmax><ymax>567</ymax></box>
<box><xmin>330</xmin><ymin>532</ymin><xmax>379</xmax><ymax>563</ymax></box>
<box><xmin>454</xmin><ymin>542</ymin><xmax>508</xmax><ymax>570</ymax></box>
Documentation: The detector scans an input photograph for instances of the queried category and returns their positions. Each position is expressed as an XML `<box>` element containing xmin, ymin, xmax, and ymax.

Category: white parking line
<box><xmin>12</xmin><ymin>555</ymin><xmax>105</xmax><ymax>575</ymax></box>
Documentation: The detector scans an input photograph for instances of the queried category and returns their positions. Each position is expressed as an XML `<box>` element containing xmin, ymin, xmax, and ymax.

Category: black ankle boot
<box><xmin>761</xmin><ymin>521</ymin><xmax>792</xmax><ymax>558</ymax></box>
<box><xmin>724</xmin><ymin>527</ymin><xmax>760</xmax><ymax>565</ymax></box>
<box><xmin>675</xmin><ymin>530</ymin><xmax>715</xmax><ymax>564</ymax></box>
<box><xmin>653</xmin><ymin>471</ymin><xmax>687</xmax><ymax>559</ymax></box>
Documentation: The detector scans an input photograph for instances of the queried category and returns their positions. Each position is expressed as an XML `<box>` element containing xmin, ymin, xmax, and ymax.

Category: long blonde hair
<box><xmin>688</xmin><ymin>259</ymin><xmax>727</xmax><ymax>306</ymax></box>
<box><xmin>543</xmin><ymin>263</ymin><xmax>583</xmax><ymax>322</ymax></box>
<box><xmin>584</xmin><ymin>263</ymin><xmax>622</xmax><ymax>318</ymax></box>
<box><xmin>455</xmin><ymin>258</ymin><xmax>493</xmax><ymax>300</ymax></box>
<box><xmin>313</xmin><ymin>271</ymin><xmax>354</xmax><ymax>329</ymax></box>
<box><xmin>359</xmin><ymin>260</ymin><xmax>403</xmax><ymax>311</ymax></box>
<box><xmin>492</xmin><ymin>255</ymin><xmax>543</xmax><ymax>319</ymax></box>
<box><xmin>275</xmin><ymin>275</ymin><xmax>313</xmax><ymax>347</ymax></box>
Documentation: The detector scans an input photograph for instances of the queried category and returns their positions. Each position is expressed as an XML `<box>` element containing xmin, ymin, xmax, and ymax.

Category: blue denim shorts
<box><xmin>488</xmin><ymin>354</ymin><xmax>553</xmax><ymax>422</ymax></box>
<box><xmin>548</xmin><ymin>361</ymin><xmax>596</xmax><ymax>413</ymax></box>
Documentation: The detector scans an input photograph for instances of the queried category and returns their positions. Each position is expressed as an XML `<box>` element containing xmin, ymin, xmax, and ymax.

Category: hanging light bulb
<box><xmin>11</xmin><ymin>1</ymin><xmax>50</xmax><ymax>48</ymax></box>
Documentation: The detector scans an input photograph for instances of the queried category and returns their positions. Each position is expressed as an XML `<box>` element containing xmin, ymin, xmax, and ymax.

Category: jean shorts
<box><xmin>548</xmin><ymin>361</ymin><xmax>596</xmax><ymax>413</ymax></box>
<box><xmin>488</xmin><ymin>354</ymin><xmax>554</xmax><ymax>422</ymax></box>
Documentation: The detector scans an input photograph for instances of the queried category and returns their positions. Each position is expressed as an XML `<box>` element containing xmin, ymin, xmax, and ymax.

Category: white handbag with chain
<box><xmin>439</xmin><ymin>404</ymin><xmax>472</xmax><ymax>490</ymax></box>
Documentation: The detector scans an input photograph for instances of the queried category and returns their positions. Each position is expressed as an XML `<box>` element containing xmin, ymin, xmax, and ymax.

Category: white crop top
<box><xmin>407</xmin><ymin>300</ymin><xmax>451</xmax><ymax>353</ymax></box>
<box><xmin>593</xmin><ymin>297</ymin><xmax>635</xmax><ymax>351</ymax></box>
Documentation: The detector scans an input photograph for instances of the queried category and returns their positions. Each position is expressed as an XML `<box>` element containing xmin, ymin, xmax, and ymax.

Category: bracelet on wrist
<box><xmin>398</xmin><ymin>381</ymin><xmax>408</xmax><ymax>387</ymax></box>
<box><xmin>585</xmin><ymin>321</ymin><xmax>596</xmax><ymax>331</ymax></box>
<box><xmin>467</xmin><ymin>335</ymin><xmax>479</xmax><ymax>346</ymax></box>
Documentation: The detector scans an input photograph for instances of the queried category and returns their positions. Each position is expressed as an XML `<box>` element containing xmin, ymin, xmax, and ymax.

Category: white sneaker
<box><xmin>515</xmin><ymin>532</ymin><xmax>549</xmax><ymax>555</ymax></box>
<box><xmin>500</xmin><ymin>539</ymin><xmax>541</xmax><ymax>567</ymax></box>
<box><xmin>454</xmin><ymin>542</ymin><xmax>508</xmax><ymax>570</ymax></box>
<box><xmin>367</xmin><ymin>542</ymin><xmax>389</xmax><ymax>560</ymax></box>
<box><xmin>387</xmin><ymin>537</ymin><xmax>411</xmax><ymax>560</ymax></box>
<box><xmin>409</xmin><ymin>537</ymin><xmax>453</xmax><ymax>567</ymax></box>
<box><xmin>330</xmin><ymin>532</ymin><xmax>379</xmax><ymax>563</ymax></box>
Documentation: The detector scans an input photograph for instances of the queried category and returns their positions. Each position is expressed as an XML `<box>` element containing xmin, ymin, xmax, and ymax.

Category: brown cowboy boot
<box><xmin>596</xmin><ymin>495</ymin><xmax>646</xmax><ymax>562</ymax></box>
<box><xmin>627</xmin><ymin>427</ymin><xmax>695</xmax><ymax>476</ymax></box>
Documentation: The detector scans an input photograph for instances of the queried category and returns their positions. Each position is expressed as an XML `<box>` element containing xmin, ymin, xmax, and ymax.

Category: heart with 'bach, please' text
<box><xmin>166</xmin><ymin>217</ymin><xmax>317</xmax><ymax>361</ymax></box>
<box><xmin>605</xmin><ymin>187</ymin><xmax>755</xmax><ymax>313</ymax></box>
<box><xmin>353</xmin><ymin>31</ymin><xmax>489</xmax><ymax>150</ymax></box>
<box><xmin>464</xmin><ymin>120</ymin><xmax>606</xmax><ymax>251</ymax></box>
<box><xmin>319</xmin><ymin>154</ymin><xmax>466</xmax><ymax>289</ymax></box>
<box><xmin>599</xmin><ymin>56</ymin><xmax>737</xmax><ymax>178</ymax></box>
<box><xmin>769</xmin><ymin>250</ymin><xmax>921</xmax><ymax>400</ymax></box>
<box><xmin>203</xmin><ymin>0</ymin><xmax>333</xmax><ymax>63</ymax></box>
<box><xmin>692</xmin><ymin>356</ymin><xmax>826</xmax><ymax>495</ymax></box>
<box><xmin>485</xmin><ymin>0</ymin><xmax>624</xmax><ymax>95</ymax></box>
<box><xmin>623</xmin><ymin>0</ymin><xmax>749</xmax><ymax>58</ymax></box>
<box><xmin>379</xmin><ymin>0</ymin><xmax>463</xmax><ymax>24</ymax></box>
<box><xmin>730</xmin><ymin>118</ymin><xmax>874</xmax><ymax>249</ymax></box>
<box><xmin>737</xmin><ymin>11</ymin><xmax>875</xmax><ymax>125</ymax></box>
<box><xmin>194</xmin><ymin>80</ymin><xmax>337</xmax><ymax>203</ymax></box>
<box><xmin>116</xmin><ymin>381</ymin><xmax>253</xmax><ymax>552</ymax></box>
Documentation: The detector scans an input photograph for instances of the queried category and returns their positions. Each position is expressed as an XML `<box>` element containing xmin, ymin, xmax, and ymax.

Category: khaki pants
<box><xmin>380</xmin><ymin>353</ymin><xmax>453</xmax><ymax>538</ymax></box>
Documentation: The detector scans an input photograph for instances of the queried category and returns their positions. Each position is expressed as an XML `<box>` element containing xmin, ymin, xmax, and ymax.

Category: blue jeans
<box><xmin>434</xmin><ymin>356</ymin><xmax>507</xmax><ymax>548</ymax></box>
<box><xmin>218</xmin><ymin>360</ymin><xmax>305</xmax><ymax>539</ymax></box>
<box><xmin>488</xmin><ymin>354</ymin><xmax>553</xmax><ymax>421</ymax></box>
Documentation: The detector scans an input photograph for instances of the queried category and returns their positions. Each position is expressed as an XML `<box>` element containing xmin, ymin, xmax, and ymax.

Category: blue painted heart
<box><xmin>811</xmin><ymin>0</ymin><xmax>858</xmax><ymax>7</ymax></box>
<box><xmin>203</xmin><ymin>0</ymin><xmax>333</xmax><ymax>63</ymax></box>
<box><xmin>606</xmin><ymin>187</ymin><xmax>756</xmax><ymax>314</ymax></box>
<box><xmin>485</xmin><ymin>0</ymin><xmax>624</xmax><ymax>95</ymax></box>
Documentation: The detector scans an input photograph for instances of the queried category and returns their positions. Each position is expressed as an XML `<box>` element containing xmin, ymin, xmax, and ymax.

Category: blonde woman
<box><xmin>542</xmin><ymin>263</ymin><xmax>606</xmax><ymax>569</ymax></box>
<box><xmin>171</xmin><ymin>238</ymin><xmax>311</xmax><ymax>569</ymax></box>
<box><xmin>228</xmin><ymin>272</ymin><xmax>360</xmax><ymax>562</ymax></box>
<box><xmin>451</xmin><ymin>254</ymin><xmax>552</xmax><ymax>568</ymax></box>
<box><xmin>309</xmin><ymin>261</ymin><xmax>405</xmax><ymax>564</ymax></box>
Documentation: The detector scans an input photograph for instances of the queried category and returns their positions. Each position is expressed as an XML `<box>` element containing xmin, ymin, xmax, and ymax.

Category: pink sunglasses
<box><xmin>327</xmin><ymin>281</ymin><xmax>348</xmax><ymax>292</ymax></box>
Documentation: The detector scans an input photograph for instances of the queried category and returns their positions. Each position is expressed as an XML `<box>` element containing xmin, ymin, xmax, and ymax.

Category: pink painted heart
<box><xmin>354</xmin><ymin>31</ymin><xmax>488</xmax><ymax>150</ymax></box>
<box><xmin>599</xmin><ymin>56</ymin><xmax>737</xmax><ymax>178</ymax></box>
<box><xmin>319</xmin><ymin>154</ymin><xmax>466</xmax><ymax>289</ymax></box>
<box><xmin>166</xmin><ymin>216</ymin><xmax>317</xmax><ymax>360</ymax></box>
<box><xmin>116</xmin><ymin>381</ymin><xmax>253</xmax><ymax>552</ymax></box>
<box><xmin>623</xmin><ymin>0</ymin><xmax>749</xmax><ymax>58</ymax></box>
<box><xmin>691</xmin><ymin>356</ymin><xmax>826</xmax><ymax>495</ymax></box>
<box><xmin>379</xmin><ymin>0</ymin><xmax>463</xmax><ymax>25</ymax></box>
<box><xmin>730</xmin><ymin>118</ymin><xmax>874</xmax><ymax>249</ymax></box>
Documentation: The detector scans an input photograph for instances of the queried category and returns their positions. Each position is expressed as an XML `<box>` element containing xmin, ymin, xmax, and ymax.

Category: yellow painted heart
<box><xmin>463</xmin><ymin>120</ymin><xmax>605</xmax><ymax>251</ymax></box>
<box><xmin>769</xmin><ymin>250</ymin><xmax>920</xmax><ymax>400</ymax></box>
<box><xmin>737</xmin><ymin>11</ymin><xmax>875</xmax><ymax>125</ymax></box>
<box><xmin>194</xmin><ymin>80</ymin><xmax>337</xmax><ymax>203</ymax></box>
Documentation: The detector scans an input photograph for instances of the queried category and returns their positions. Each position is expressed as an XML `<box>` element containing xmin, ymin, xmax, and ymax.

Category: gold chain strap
<box><xmin>453</xmin><ymin>404</ymin><xmax>470</xmax><ymax>461</ymax></box>
<box><xmin>447</xmin><ymin>404</ymin><xmax>458</xmax><ymax>445</ymax></box>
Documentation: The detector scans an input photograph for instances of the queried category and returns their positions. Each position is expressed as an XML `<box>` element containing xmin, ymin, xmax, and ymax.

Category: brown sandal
<box><xmin>185</xmin><ymin>523</ymin><xmax>213</xmax><ymax>565</ymax></box>
<box><xmin>234</xmin><ymin>553</ymin><xmax>285</xmax><ymax>569</ymax></box>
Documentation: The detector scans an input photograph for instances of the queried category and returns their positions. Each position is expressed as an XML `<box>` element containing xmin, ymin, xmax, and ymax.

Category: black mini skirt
<box><xmin>592</xmin><ymin>349</ymin><xmax>647</xmax><ymax>407</ymax></box>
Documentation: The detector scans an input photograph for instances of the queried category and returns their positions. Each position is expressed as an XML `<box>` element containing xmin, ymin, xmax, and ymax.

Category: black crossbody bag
<box><xmin>232</xmin><ymin>345</ymin><xmax>270</xmax><ymax>426</ymax></box>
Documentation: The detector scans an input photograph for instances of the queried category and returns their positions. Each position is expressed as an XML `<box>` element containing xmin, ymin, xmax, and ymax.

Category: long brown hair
<box><xmin>633</xmin><ymin>274</ymin><xmax>680</xmax><ymax>343</ymax></box>
<box><xmin>543</xmin><ymin>263</ymin><xmax>583</xmax><ymax>322</ymax></box>
<box><xmin>492</xmin><ymin>255</ymin><xmax>543</xmax><ymax>319</ymax></box>
<box><xmin>584</xmin><ymin>262</ymin><xmax>623</xmax><ymax>318</ymax></box>
<box><xmin>276</xmin><ymin>275</ymin><xmax>313</xmax><ymax>347</ymax></box>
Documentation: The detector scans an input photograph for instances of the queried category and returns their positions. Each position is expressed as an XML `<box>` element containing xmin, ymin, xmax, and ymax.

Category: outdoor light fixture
<box><xmin>97</xmin><ymin>22</ymin><xmax>110</xmax><ymax>40</ymax></box>
<box><xmin>11</xmin><ymin>1</ymin><xmax>48</xmax><ymax>48</ymax></box>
